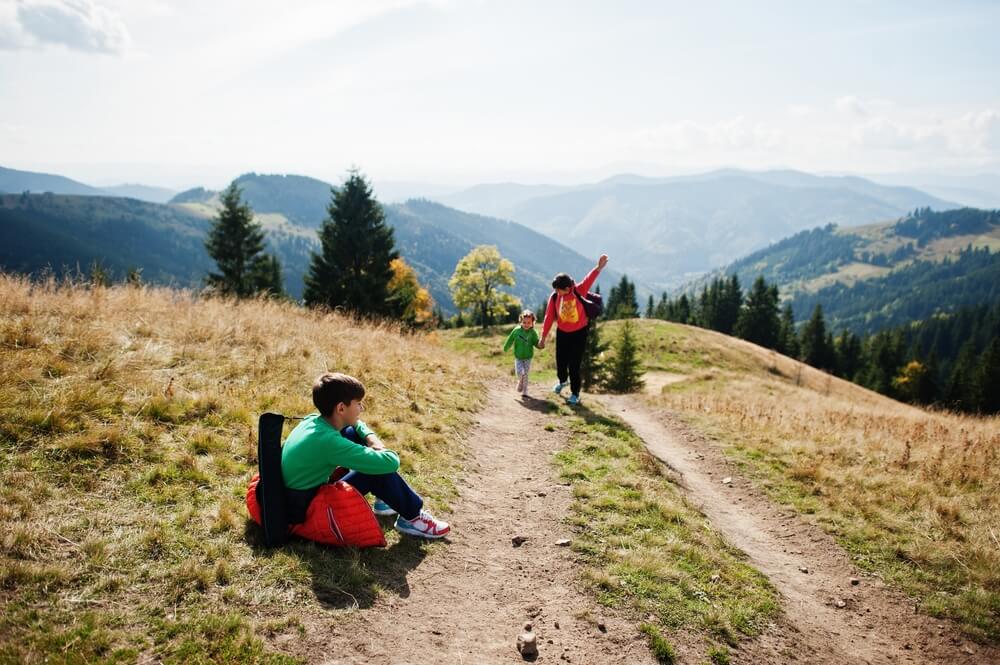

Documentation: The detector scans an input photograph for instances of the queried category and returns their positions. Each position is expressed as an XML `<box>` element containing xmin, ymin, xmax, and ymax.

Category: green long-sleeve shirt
<box><xmin>281</xmin><ymin>414</ymin><xmax>400</xmax><ymax>490</ymax></box>
<box><xmin>503</xmin><ymin>326</ymin><xmax>540</xmax><ymax>360</ymax></box>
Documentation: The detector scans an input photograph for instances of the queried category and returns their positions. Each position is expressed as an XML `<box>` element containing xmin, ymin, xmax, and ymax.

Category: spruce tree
<box><xmin>717</xmin><ymin>275</ymin><xmax>743</xmax><ymax>334</ymax></box>
<box><xmin>606</xmin><ymin>320</ymin><xmax>645</xmax><ymax>393</ymax></box>
<box><xmin>945</xmin><ymin>341</ymin><xmax>978</xmax><ymax>410</ymax></box>
<box><xmin>800</xmin><ymin>304</ymin><xmax>832</xmax><ymax>370</ymax></box>
<box><xmin>251</xmin><ymin>253</ymin><xmax>285</xmax><ymax>297</ymax></box>
<box><xmin>974</xmin><ymin>338</ymin><xmax>1000</xmax><ymax>414</ymax></box>
<box><xmin>580</xmin><ymin>322</ymin><xmax>611</xmax><ymax>391</ymax></box>
<box><xmin>303</xmin><ymin>170</ymin><xmax>398</xmax><ymax>314</ymax></box>
<box><xmin>778</xmin><ymin>304</ymin><xmax>799</xmax><ymax>358</ymax></box>
<box><xmin>645</xmin><ymin>295</ymin><xmax>655</xmax><ymax>319</ymax></box>
<box><xmin>675</xmin><ymin>294</ymin><xmax>692</xmax><ymax>324</ymax></box>
<box><xmin>607</xmin><ymin>275</ymin><xmax>639</xmax><ymax>319</ymax></box>
<box><xmin>654</xmin><ymin>292</ymin><xmax>669</xmax><ymax>320</ymax></box>
<box><xmin>205</xmin><ymin>182</ymin><xmax>279</xmax><ymax>298</ymax></box>
<box><xmin>734</xmin><ymin>276</ymin><xmax>780</xmax><ymax>348</ymax></box>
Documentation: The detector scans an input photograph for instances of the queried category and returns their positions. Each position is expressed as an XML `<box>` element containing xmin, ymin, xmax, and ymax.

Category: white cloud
<box><xmin>836</xmin><ymin>95</ymin><xmax>869</xmax><ymax>117</ymax></box>
<box><xmin>0</xmin><ymin>0</ymin><xmax>130</xmax><ymax>54</ymax></box>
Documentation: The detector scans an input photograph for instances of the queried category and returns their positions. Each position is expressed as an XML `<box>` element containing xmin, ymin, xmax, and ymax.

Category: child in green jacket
<box><xmin>503</xmin><ymin>310</ymin><xmax>541</xmax><ymax>395</ymax></box>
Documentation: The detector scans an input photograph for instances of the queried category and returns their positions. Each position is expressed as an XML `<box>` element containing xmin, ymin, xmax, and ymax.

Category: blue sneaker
<box><xmin>553</xmin><ymin>381</ymin><xmax>567</xmax><ymax>395</ymax></box>
<box><xmin>372</xmin><ymin>499</ymin><xmax>397</xmax><ymax>516</ymax></box>
<box><xmin>567</xmin><ymin>394</ymin><xmax>581</xmax><ymax>406</ymax></box>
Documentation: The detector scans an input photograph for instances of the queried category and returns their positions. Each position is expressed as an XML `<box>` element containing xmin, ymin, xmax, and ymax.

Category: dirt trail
<box><xmin>598</xmin><ymin>393</ymin><xmax>998</xmax><ymax>665</ymax></box>
<box><xmin>291</xmin><ymin>383</ymin><xmax>657</xmax><ymax>665</ymax></box>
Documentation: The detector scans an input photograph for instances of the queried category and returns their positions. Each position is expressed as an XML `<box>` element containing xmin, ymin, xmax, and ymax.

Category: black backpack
<box><xmin>550</xmin><ymin>287</ymin><xmax>604</xmax><ymax>320</ymax></box>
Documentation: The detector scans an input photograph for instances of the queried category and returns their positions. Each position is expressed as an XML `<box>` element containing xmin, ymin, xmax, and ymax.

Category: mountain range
<box><xmin>0</xmin><ymin>169</ymin><xmax>622</xmax><ymax>313</ymax></box>
<box><xmin>435</xmin><ymin>169</ymin><xmax>960</xmax><ymax>290</ymax></box>
<box><xmin>0</xmin><ymin>166</ymin><xmax>177</xmax><ymax>203</ymax></box>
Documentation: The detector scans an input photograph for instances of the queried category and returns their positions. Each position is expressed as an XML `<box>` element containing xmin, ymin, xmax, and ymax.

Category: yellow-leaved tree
<box><xmin>449</xmin><ymin>245</ymin><xmax>520</xmax><ymax>327</ymax></box>
<box><xmin>387</xmin><ymin>257</ymin><xmax>436</xmax><ymax>328</ymax></box>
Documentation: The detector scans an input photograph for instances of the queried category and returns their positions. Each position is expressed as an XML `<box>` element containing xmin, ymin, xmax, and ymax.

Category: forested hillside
<box><xmin>713</xmin><ymin>208</ymin><xmax>1000</xmax><ymax>332</ymax></box>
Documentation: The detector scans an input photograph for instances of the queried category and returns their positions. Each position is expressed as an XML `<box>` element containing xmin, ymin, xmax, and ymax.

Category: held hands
<box><xmin>597</xmin><ymin>254</ymin><xmax>609</xmax><ymax>270</ymax></box>
<box><xmin>538</xmin><ymin>338</ymin><xmax>546</xmax><ymax>349</ymax></box>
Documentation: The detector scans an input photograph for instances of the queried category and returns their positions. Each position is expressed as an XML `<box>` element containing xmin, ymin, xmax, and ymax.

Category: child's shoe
<box><xmin>394</xmin><ymin>510</ymin><xmax>450</xmax><ymax>539</ymax></box>
<box><xmin>567</xmin><ymin>394</ymin><xmax>581</xmax><ymax>406</ymax></box>
<box><xmin>372</xmin><ymin>499</ymin><xmax>397</xmax><ymax>516</ymax></box>
<box><xmin>552</xmin><ymin>381</ymin><xmax>567</xmax><ymax>395</ymax></box>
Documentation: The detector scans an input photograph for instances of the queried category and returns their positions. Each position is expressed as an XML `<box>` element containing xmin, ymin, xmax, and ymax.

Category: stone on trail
<box><xmin>517</xmin><ymin>623</ymin><xmax>538</xmax><ymax>659</ymax></box>
<box><xmin>555</xmin><ymin>538</ymin><xmax>571</xmax><ymax>546</ymax></box>
<box><xmin>835</xmin><ymin>599</ymin><xmax>847</xmax><ymax>608</ymax></box>
<box><xmin>721</xmin><ymin>476</ymin><xmax>732</xmax><ymax>485</ymax></box>
<box><xmin>512</xmin><ymin>535</ymin><xmax>529</xmax><ymax>547</ymax></box>
<box><xmin>799</xmin><ymin>566</ymin><xmax>809</xmax><ymax>574</ymax></box>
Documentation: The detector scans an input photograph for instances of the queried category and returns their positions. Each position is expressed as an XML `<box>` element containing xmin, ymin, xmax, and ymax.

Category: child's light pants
<box><xmin>515</xmin><ymin>358</ymin><xmax>532</xmax><ymax>393</ymax></box>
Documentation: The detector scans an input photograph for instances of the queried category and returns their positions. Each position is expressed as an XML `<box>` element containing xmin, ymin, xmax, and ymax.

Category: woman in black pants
<box><xmin>539</xmin><ymin>254</ymin><xmax>609</xmax><ymax>405</ymax></box>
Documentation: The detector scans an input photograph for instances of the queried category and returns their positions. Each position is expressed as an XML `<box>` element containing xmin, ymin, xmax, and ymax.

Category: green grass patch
<box><xmin>551</xmin><ymin>399</ymin><xmax>779</xmax><ymax>660</ymax></box>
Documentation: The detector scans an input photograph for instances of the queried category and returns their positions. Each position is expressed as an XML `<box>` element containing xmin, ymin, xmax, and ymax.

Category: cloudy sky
<box><xmin>1</xmin><ymin>0</ymin><xmax>999</xmax><ymax>189</ymax></box>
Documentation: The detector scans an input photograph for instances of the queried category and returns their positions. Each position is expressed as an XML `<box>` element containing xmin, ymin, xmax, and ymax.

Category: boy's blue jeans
<box><xmin>340</xmin><ymin>426</ymin><xmax>423</xmax><ymax>520</ymax></box>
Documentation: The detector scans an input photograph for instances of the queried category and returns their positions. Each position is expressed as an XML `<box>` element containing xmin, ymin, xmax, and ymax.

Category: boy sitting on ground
<box><xmin>281</xmin><ymin>372</ymin><xmax>450</xmax><ymax>539</ymax></box>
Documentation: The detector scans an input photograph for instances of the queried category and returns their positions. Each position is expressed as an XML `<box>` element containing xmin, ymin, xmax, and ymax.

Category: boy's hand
<box><xmin>366</xmin><ymin>434</ymin><xmax>386</xmax><ymax>451</ymax></box>
<box><xmin>538</xmin><ymin>338</ymin><xmax>545</xmax><ymax>349</ymax></box>
<box><xmin>597</xmin><ymin>254</ymin><xmax>609</xmax><ymax>270</ymax></box>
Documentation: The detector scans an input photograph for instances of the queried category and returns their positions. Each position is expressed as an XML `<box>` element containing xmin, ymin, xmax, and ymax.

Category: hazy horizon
<box><xmin>3</xmin><ymin>1</ymin><xmax>999</xmax><ymax>191</ymax></box>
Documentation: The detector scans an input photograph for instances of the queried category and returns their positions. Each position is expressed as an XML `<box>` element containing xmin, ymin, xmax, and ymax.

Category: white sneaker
<box><xmin>394</xmin><ymin>510</ymin><xmax>450</xmax><ymax>539</ymax></box>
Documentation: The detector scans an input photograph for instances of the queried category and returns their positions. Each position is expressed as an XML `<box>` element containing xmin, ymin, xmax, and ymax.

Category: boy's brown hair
<box><xmin>312</xmin><ymin>372</ymin><xmax>366</xmax><ymax>417</ymax></box>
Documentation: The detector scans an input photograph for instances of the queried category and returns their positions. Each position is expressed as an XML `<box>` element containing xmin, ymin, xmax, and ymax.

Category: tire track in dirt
<box><xmin>598</xmin><ymin>394</ymin><xmax>997</xmax><ymax>665</ymax></box>
<box><xmin>291</xmin><ymin>384</ymin><xmax>658</xmax><ymax>665</ymax></box>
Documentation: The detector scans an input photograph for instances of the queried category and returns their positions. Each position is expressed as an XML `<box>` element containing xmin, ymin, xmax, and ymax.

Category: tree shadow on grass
<box><xmin>244</xmin><ymin>519</ymin><xmax>433</xmax><ymax>609</ymax></box>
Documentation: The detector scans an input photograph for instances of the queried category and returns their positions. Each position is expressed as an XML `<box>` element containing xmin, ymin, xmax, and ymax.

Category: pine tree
<box><xmin>303</xmin><ymin>170</ymin><xmax>398</xmax><ymax>314</ymax></box>
<box><xmin>717</xmin><ymin>275</ymin><xmax>743</xmax><ymax>334</ymax></box>
<box><xmin>834</xmin><ymin>330</ymin><xmax>863</xmax><ymax>380</ymax></box>
<box><xmin>778</xmin><ymin>304</ymin><xmax>799</xmax><ymax>358</ymax></box>
<box><xmin>606</xmin><ymin>320</ymin><xmax>645</xmax><ymax>393</ymax></box>
<box><xmin>607</xmin><ymin>275</ymin><xmax>639</xmax><ymax>319</ymax></box>
<box><xmin>945</xmin><ymin>341</ymin><xmax>978</xmax><ymax>410</ymax></box>
<box><xmin>800</xmin><ymin>304</ymin><xmax>832</xmax><ymax>370</ymax></box>
<box><xmin>654</xmin><ymin>292</ymin><xmax>669</xmax><ymax>319</ymax></box>
<box><xmin>205</xmin><ymin>182</ymin><xmax>278</xmax><ymax>298</ymax></box>
<box><xmin>675</xmin><ymin>294</ymin><xmax>692</xmax><ymax>324</ymax></box>
<box><xmin>580</xmin><ymin>322</ymin><xmax>611</xmax><ymax>391</ymax></box>
<box><xmin>645</xmin><ymin>295</ymin><xmax>655</xmax><ymax>319</ymax></box>
<box><xmin>974</xmin><ymin>338</ymin><xmax>1000</xmax><ymax>414</ymax></box>
<box><xmin>250</xmin><ymin>253</ymin><xmax>285</xmax><ymax>298</ymax></box>
<box><xmin>734</xmin><ymin>276</ymin><xmax>780</xmax><ymax>348</ymax></box>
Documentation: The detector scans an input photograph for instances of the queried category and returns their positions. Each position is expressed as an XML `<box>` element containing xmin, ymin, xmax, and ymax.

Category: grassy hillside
<box><xmin>0</xmin><ymin>275</ymin><xmax>485</xmax><ymax>663</ymax></box>
<box><xmin>445</xmin><ymin>318</ymin><xmax>1000</xmax><ymax>642</ymax></box>
<box><xmin>633</xmin><ymin>320</ymin><xmax>1000</xmax><ymax>641</ymax></box>
<box><xmin>0</xmin><ymin>193</ymin><xmax>213</xmax><ymax>286</ymax></box>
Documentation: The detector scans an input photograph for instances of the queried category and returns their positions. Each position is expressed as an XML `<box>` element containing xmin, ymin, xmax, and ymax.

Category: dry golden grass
<box><xmin>0</xmin><ymin>274</ymin><xmax>486</xmax><ymax>663</ymax></box>
<box><xmin>632</xmin><ymin>319</ymin><xmax>1000</xmax><ymax>641</ymax></box>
